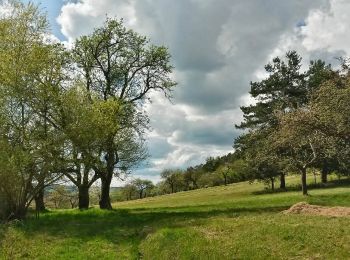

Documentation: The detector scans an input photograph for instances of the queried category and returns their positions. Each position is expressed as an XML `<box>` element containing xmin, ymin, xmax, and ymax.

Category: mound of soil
<box><xmin>283</xmin><ymin>202</ymin><xmax>350</xmax><ymax>217</ymax></box>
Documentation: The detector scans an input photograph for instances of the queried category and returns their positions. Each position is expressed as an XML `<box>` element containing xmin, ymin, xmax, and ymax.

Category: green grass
<box><xmin>0</xmin><ymin>177</ymin><xmax>349</xmax><ymax>259</ymax></box>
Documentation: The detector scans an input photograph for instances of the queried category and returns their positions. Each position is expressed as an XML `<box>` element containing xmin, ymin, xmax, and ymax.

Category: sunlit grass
<box><xmin>0</xmin><ymin>175</ymin><xmax>349</xmax><ymax>259</ymax></box>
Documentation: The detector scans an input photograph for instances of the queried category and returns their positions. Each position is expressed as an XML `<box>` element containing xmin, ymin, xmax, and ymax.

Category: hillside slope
<box><xmin>1</xmin><ymin>178</ymin><xmax>349</xmax><ymax>259</ymax></box>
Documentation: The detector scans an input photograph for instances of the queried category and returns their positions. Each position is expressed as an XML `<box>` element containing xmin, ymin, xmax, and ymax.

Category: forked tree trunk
<box><xmin>279</xmin><ymin>173</ymin><xmax>286</xmax><ymax>189</ymax></box>
<box><xmin>78</xmin><ymin>184</ymin><xmax>89</xmax><ymax>209</ymax></box>
<box><xmin>34</xmin><ymin>188</ymin><xmax>46</xmax><ymax>212</ymax></box>
<box><xmin>224</xmin><ymin>174</ymin><xmax>228</xmax><ymax>185</ymax></box>
<box><xmin>70</xmin><ymin>199</ymin><xmax>76</xmax><ymax>209</ymax></box>
<box><xmin>301</xmin><ymin>168</ymin><xmax>308</xmax><ymax>195</ymax></box>
<box><xmin>99</xmin><ymin>175</ymin><xmax>112</xmax><ymax>210</ymax></box>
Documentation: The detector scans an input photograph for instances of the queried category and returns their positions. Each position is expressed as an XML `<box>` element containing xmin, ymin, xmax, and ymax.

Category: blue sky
<box><xmin>13</xmin><ymin>0</ymin><xmax>350</xmax><ymax>184</ymax></box>
<box><xmin>23</xmin><ymin>0</ymin><xmax>66</xmax><ymax>40</ymax></box>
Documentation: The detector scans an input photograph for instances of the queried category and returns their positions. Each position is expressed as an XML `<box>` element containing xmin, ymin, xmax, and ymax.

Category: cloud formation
<box><xmin>55</xmin><ymin>0</ymin><xmax>350</xmax><ymax>183</ymax></box>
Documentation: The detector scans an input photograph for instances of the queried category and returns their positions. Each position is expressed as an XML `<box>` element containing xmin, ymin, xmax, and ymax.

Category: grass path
<box><xmin>1</xmin><ymin>177</ymin><xmax>349</xmax><ymax>259</ymax></box>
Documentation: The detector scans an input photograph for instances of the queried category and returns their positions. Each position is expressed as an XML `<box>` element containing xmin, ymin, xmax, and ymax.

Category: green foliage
<box><xmin>70</xmin><ymin>17</ymin><xmax>176</xmax><ymax>209</ymax></box>
<box><xmin>0</xmin><ymin>1</ymin><xmax>66</xmax><ymax>219</ymax></box>
<box><xmin>237</xmin><ymin>51</ymin><xmax>305</xmax><ymax>131</ymax></box>
<box><xmin>45</xmin><ymin>185</ymin><xmax>78</xmax><ymax>209</ymax></box>
<box><xmin>234</xmin><ymin>50</ymin><xmax>345</xmax><ymax>193</ymax></box>
<box><xmin>160</xmin><ymin>169</ymin><xmax>185</xmax><ymax>193</ymax></box>
<box><xmin>270</xmin><ymin>63</ymin><xmax>350</xmax><ymax>194</ymax></box>
<box><xmin>308</xmin><ymin>72</ymin><xmax>350</xmax><ymax>174</ymax></box>
<box><xmin>235</xmin><ymin>51</ymin><xmax>307</xmax><ymax>186</ymax></box>
<box><xmin>60</xmin><ymin>88</ymin><xmax>118</xmax><ymax>147</ymax></box>
<box><xmin>120</xmin><ymin>183</ymin><xmax>139</xmax><ymax>201</ymax></box>
<box><xmin>130</xmin><ymin>178</ymin><xmax>154</xmax><ymax>199</ymax></box>
<box><xmin>115</xmin><ymin>153</ymin><xmax>251</xmax><ymax>201</ymax></box>
<box><xmin>0</xmin><ymin>1</ymin><xmax>177</xmax><ymax>215</ymax></box>
<box><xmin>183</xmin><ymin>166</ymin><xmax>202</xmax><ymax>190</ymax></box>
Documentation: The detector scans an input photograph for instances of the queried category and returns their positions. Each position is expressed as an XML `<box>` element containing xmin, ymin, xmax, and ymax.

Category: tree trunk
<box><xmin>34</xmin><ymin>188</ymin><xmax>46</xmax><ymax>212</ymax></box>
<box><xmin>279</xmin><ymin>173</ymin><xmax>286</xmax><ymax>189</ymax></box>
<box><xmin>139</xmin><ymin>190</ymin><xmax>143</xmax><ymax>199</ymax></box>
<box><xmin>321</xmin><ymin>166</ymin><xmax>328</xmax><ymax>184</ymax></box>
<box><xmin>301</xmin><ymin>168</ymin><xmax>308</xmax><ymax>195</ymax></box>
<box><xmin>99</xmin><ymin>175</ymin><xmax>112</xmax><ymax>209</ymax></box>
<box><xmin>8</xmin><ymin>200</ymin><xmax>28</xmax><ymax>220</ymax></box>
<box><xmin>11</xmin><ymin>207</ymin><xmax>27</xmax><ymax>221</ymax></box>
<box><xmin>78</xmin><ymin>184</ymin><xmax>89</xmax><ymax>209</ymax></box>
<box><xmin>99</xmin><ymin>143</ymin><xmax>116</xmax><ymax>210</ymax></box>
<box><xmin>313</xmin><ymin>172</ymin><xmax>317</xmax><ymax>185</ymax></box>
<box><xmin>270</xmin><ymin>178</ymin><xmax>275</xmax><ymax>191</ymax></box>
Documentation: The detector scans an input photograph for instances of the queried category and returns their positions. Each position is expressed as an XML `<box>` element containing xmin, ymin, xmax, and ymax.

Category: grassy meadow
<box><xmin>0</xmin><ymin>176</ymin><xmax>349</xmax><ymax>259</ymax></box>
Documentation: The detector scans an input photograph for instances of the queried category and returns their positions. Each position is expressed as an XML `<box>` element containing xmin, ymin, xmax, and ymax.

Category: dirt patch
<box><xmin>283</xmin><ymin>202</ymin><xmax>350</xmax><ymax>217</ymax></box>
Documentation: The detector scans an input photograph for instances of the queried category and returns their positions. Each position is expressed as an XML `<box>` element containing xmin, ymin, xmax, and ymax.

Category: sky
<box><xmin>11</xmin><ymin>0</ymin><xmax>350</xmax><ymax>183</ymax></box>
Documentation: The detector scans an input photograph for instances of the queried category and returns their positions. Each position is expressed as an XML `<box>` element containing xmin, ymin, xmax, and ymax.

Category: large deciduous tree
<box><xmin>0</xmin><ymin>1</ymin><xmax>66</xmax><ymax>219</ymax></box>
<box><xmin>72</xmin><ymin>18</ymin><xmax>176</xmax><ymax>209</ymax></box>
<box><xmin>0</xmin><ymin>3</ymin><xmax>176</xmax><ymax>217</ymax></box>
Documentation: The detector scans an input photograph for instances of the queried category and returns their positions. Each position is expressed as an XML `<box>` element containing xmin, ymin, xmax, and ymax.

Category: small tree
<box><xmin>160</xmin><ymin>169</ymin><xmax>184</xmax><ymax>193</ymax></box>
<box><xmin>273</xmin><ymin>110</ymin><xmax>323</xmax><ymax>195</ymax></box>
<box><xmin>132</xmin><ymin>178</ymin><xmax>154</xmax><ymax>199</ymax></box>
<box><xmin>235</xmin><ymin>130</ymin><xmax>285</xmax><ymax>191</ymax></box>
<box><xmin>216</xmin><ymin>165</ymin><xmax>231</xmax><ymax>186</ymax></box>
<box><xmin>183</xmin><ymin>166</ymin><xmax>202</xmax><ymax>190</ymax></box>
<box><xmin>121</xmin><ymin>184</ymin><xmax>138</xmax><ymax>201</ymax></box>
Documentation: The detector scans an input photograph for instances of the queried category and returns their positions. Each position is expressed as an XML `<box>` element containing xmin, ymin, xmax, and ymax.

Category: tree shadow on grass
<box><xmin>252</xmin><ymin>178</ymin><xmax>350</xmax><ymax>195</ymax></box>
<box><xmin>9</xmin><ymin>203</ymin><xmax>287</xmax><ymax>257</ymax></box>
<box><xmin>7</xmin><ymin>181</ymin><xmax>349</xmax><ymax>258</ymax></box>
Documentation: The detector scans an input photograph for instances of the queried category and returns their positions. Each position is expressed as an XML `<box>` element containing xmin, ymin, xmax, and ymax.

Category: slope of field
<box><xmin>1</xmin><ymin>177</ymin><xmax>349</xmax><ymax>259</ymax></box>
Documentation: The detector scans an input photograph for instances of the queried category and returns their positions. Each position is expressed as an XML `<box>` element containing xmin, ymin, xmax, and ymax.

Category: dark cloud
<box><xmin>166</xmin><ymin>0</ymin><xmax>329</xmax><ymax>112</ymax></box>
<box><xmin>147</xmin><ymin>136</ymin><xmax>174</xmax><ymax>159</ymax></box>
<box><xmin>309</xmin><ymin>49</ymin><xmax>347</xmax><ymax>67</ymax></box>
<box><xmin>133</xmin><ymin>0</ymin><xmax>232</xmax><ymax>73</ymax></box>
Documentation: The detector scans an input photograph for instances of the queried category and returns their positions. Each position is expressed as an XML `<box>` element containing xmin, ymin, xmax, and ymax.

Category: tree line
<box><xmin>117</xmin><ymin>153</ymin><xmax>250</xmax><ymax>201</ymax></box>
<box><xmin>1</xmin><ymin>2</ymin><xmax>349</xmax><ymax>218</ymax></box>
<box><xmin>119</xmin><ymin>51</ymin><xmax>350</xmax><ymax>201</ymax></box>
<box><xmin>0</xmin><ymin>1</ymin><xmax>176</xmax><ymax>220</ymax></box>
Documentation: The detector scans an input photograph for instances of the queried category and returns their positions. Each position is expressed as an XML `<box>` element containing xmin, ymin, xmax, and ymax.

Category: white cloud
<box><xmin>0</xmin><ymin>1</ymin><xmax>12</xmax><ymax>18</ymax></box>
<box><xmin>56</xmin><ymin>0</ymin><xmax>336</xmax><ymax>183</ymax></box>
<box><xmin>301</xmin><ymin>0</ymin><xmax>350</xmax><ymax>55</ymax></box>
<box><xmin>57</xmin><ymin>0</ymin><xmax>137</xmax><ymax>43</ymax></box>
<box><xmin>257</xmin><ymin>0</ymin><xmax>349</xmax><ymax>77</ymax></box>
